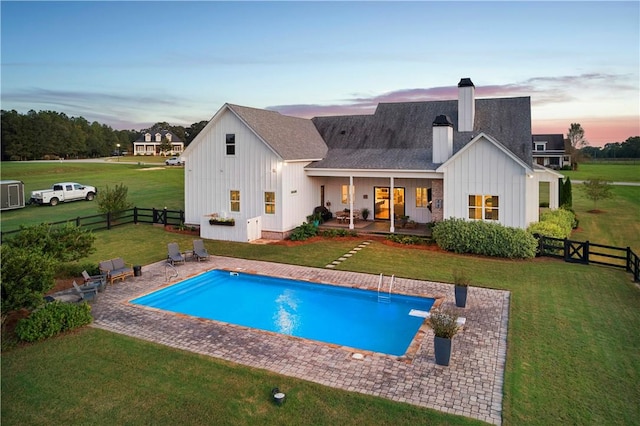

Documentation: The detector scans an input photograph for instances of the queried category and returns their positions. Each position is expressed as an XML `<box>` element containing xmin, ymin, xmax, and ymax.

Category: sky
<box><xmin>1</xmin><ymin>1</ymin><xmax>638</xmax><ymax>147</ymax></box>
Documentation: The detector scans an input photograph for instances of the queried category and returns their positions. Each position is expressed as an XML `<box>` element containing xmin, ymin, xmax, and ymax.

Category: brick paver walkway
<box><xmin>90</xmin><ymin>257</ymin><xmax>509</xmax><ymax>425</ymax></box>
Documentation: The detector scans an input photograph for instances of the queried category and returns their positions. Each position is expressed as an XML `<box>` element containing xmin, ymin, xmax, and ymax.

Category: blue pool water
<box><xmin>131</xmin><ymin>270</ymin><xmax>435</xmax><ymax>356</ymax></box>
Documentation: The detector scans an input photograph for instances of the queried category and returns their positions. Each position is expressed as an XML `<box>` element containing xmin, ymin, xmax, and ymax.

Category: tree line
<box><xmin>581</xmin><ymin>136</ymin><xmax>640</xmax><ymax>159</ymax></box>
<box><xmin>0</xmin><ymin>109</ymin><xmax>208</xmax><ymax>161</ymax></box>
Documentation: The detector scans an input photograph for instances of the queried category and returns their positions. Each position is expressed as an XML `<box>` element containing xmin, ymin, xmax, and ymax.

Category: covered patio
<box><xmin>319</xmin><ymin>218</ymin><xmax>432</xmax><ymax>237</ymax></box>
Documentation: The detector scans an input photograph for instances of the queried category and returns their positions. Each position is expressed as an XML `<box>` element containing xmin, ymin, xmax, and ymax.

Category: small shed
<box><xmin>1</xmin><ymin>180</ymin><xmax>25</xmax><ymax>211</ymax></box>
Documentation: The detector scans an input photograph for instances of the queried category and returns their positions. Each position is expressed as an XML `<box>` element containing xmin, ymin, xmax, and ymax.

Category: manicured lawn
<box><xmin>2</xmin><ymin>328</ymin><xmax>480</xmax><ymax>426</ymax></box>
<box><xmin>571</xmin><ymin>185</ymin><xmax>640</xmax><ymax>252</ymax></box>
<box><xmin>0</xmin><ymin>162</ymin><xmax>184</xmax><ymax>232</ymax></box>
<box><xmin>2</xmin><ymin>161</ymin><xmax>640</xmax><ymax>425</ymax></box>
<box><xmin>562</xmin><ymin>163</ymin><xmax>640</xmax><ymax>182</ymax></box>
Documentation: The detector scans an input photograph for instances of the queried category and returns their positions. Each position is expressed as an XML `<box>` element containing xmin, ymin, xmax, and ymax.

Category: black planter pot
<box><xmin>434</xmin><ymin>336</ymin><xmax>452</xmax><ymax>366</ymax></box>
<box><xmin>455</xmin><ymin>285</ymin><xmax>468</xmax><ymax>308</ymax></box>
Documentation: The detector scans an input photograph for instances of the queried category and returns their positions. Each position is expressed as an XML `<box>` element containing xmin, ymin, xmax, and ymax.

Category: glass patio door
<box><xmin>374</xmin><ymin>187</ymin><xmax>404</xmax><ymax>220</ymax></box>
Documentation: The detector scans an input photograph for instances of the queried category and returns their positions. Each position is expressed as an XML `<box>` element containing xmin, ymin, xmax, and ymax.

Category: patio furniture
<box><xmin>72</xmin><ymin>281</ymin><xmax>98</xmax><ymax>302</ymax></box>
<box><xmin>167</xmin><ymin>242</ymin><xmax>186</xmax><ymax>265</ymax></box>
<box><xmin>99</xmin><ymin>258</ymin><xmax>135</xmax><ymax>285</ymax></box>
<box><xmin>82</xmin><ymin>270</ymin><xmax>107</xmax><ymax>292</ymax></box>
<box><xmin>192</xmin><ymin>239</ymin><xmax>210</xmax><ymax>261</ymax></box>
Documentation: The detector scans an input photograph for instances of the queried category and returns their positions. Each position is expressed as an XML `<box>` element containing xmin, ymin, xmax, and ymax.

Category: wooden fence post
<box><xmin>134</xmin><ymin>207</ymin><xmax>138</xmax><ymax>224</ymax></box>
<box><xmin>107</xmin><ymin>212</ymin><xmax>111</xmax><ymax>230</ymax></box>
<box><xmin>163</xmin><ymin>207</ymin><xmax>168</xmax><ymax>226</ymax></box>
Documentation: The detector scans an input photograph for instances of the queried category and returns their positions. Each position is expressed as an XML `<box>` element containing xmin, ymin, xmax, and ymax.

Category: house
<box><xmin>532</xmin><ymin>134</ymin><xmax>570</xmax><ymax>169</ymax></box>
<box><xmin>183</xmin><ymin>78</ymin><xmax>562</xmax><ymax>242</ymax></box>
<box><xmin>133</xmin><ymin>130</ymin><xmax>184</xmax><ymax>156</ymax></box>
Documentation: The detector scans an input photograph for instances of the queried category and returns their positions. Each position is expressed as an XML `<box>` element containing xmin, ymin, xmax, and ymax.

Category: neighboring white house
<box><xmin>133</xmin><ymin>130</ymin><xmax>184</xmax><ymax>156</ymax></box>
<box><xmin>532</xmin><ymin>134</ymin><xmax>571</xmax><ymax>169</ymax></box>
<box><xmin>183</xmin><ymin>78</ymin><xmax>562</xmax><ymax>242</ymax></box>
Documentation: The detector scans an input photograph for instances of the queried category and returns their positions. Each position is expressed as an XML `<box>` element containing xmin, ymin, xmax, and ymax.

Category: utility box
<box><xmin>0</xmin><ymin>180</ymin><xmax>25</xmax><ymax>211</ymax></box>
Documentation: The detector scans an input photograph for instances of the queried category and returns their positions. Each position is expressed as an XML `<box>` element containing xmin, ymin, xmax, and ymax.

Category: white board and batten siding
<box><xmin>281</xmin><ymin>161</ymin><xmax>318</xmax><ymax>232</ymax></box>
<box><xmin>184</xmin><ymin>107</ymin><xmax>317</xmax><ymax>242</ymax></box>
<box><xmin>185</xmin><ymin>109</ymin><xmax>280</xmax><ymax>241</ymax></box>
<box><xmin>439</xmin><ymin>136</ymin><xmax>530</xmax><ymax>228</ymax></box>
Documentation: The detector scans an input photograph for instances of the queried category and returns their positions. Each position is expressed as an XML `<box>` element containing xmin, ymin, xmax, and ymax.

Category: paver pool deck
<box><xmin>90</xmin><ymin>255</ymin><xmax>509</xmax><ymax>425</ymax></box>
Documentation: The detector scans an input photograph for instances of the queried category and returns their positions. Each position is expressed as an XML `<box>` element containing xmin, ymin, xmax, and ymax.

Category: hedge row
<box><xmin>527</xmin><ymin>208</ymin><xmax>576</xmax><ymax>239</ymax></box>
<box><xmin>432</xmin><ymin>218</ymin><xmax>537</xmax><ymax>259</ymax></box>
<box><xmin>15</xmin><ymin>301</ymin><xmax>93</xmax><ymax>342</ymax></box>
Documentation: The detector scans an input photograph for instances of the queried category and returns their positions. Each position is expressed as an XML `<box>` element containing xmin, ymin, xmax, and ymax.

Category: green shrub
<box><xmin>1</xmin><ymin>245</ymin><xmax>57</xmax><ymax>324</ymax></box>
<box><xmin>432</xmin><ymin>218</ymin><xmax>537</xmax><ymax>259</ymax></box>
<box><xmin>15</xmin><ymin>302</ymin><xmax>92</xmax><ymax>342</ymax></box>
<box><xmin>386</xmin><ymin>234</ymin><xmax>425</xmax><ymax>245</ymax></box>
<box><xmin>528</xmin><ymin>208</ymin><xmax>576</xmax><ymax>239</ymax></box>
<box><xmin>56</xmin><ymin>261</ymin><xmax>101</xmax><ymax>278</ymax></box>
<box><xmin>96</xmin><ymin>183</ymin><xmax>133</xmax><ymax>219</ymax></box>
<box><xmin>527</xmin><ymin>221</ymin><xmax>565</xmax><ymax>239</ymax></box>
<box><xmin>289</xmin><ymin>222</ymin><xmax>317</xmax><ymax>241</ymax></box>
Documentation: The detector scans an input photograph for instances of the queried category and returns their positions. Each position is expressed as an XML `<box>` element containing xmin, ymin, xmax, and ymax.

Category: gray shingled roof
<box><xmin>533</xmin><ymin>134</ymin><xmax>565</xmax><ymax>151</ymax></box>
<box><xmin>227</xmin><ymin>104</ymin><xmax>327</xmax><ymax>161</ymax></box>
<box><xmin>134</xmin><ymin>129</ymin><xmax>183</xmax><ymax>143</ymax></box>
<box><xmin>308</xmin><ymin>97</ymin><xmax>533</xmax><ymax>170</ymax></box>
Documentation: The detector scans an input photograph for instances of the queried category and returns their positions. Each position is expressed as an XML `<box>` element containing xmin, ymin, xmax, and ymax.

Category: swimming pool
<box><xmin>131</xmin><ymin>270</ymin><xmax>435</xmax><ymax>356</ymax></box>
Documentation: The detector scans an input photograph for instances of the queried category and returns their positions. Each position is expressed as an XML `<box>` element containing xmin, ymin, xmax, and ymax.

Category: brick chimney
<box><xmin>458</xmin><ymin>78</ymin><xmax>475</xmax><ymax>132</ymax></box>
<box><xmin>432</xmin><ymin>114</ymin><xmax>453</xmax><ymax>163</ymax></box>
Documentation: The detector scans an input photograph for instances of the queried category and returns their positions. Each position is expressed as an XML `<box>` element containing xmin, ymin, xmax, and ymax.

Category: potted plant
<box><xmin>428</xmin><ymin>307</ymin><xmax>460</xmax><ymax>366</ymax></box>
<box><xmin>453</xmin><ymin>269</ymin><xmax>470</xmax><ymax>308</ymax></box>
<box><xmin>361</xmin><ymin>207</ymin><xmax>370</xmax><ymax>221</ymax></box>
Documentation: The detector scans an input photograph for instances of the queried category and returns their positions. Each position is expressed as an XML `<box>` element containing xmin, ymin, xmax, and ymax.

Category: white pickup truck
<box><xmin>30</xmin><ymin>182</ymin><xmax>97</xmax><ymax>206</ymax></box>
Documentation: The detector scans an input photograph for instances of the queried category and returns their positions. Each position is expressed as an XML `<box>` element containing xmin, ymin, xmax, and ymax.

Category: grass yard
<box><xmin>562</xmin><ymin>163</ymin><xmax>640</xmax><ymax>182</ymax></box>
<box><xmin>2</xmin><ymin>161</ymin><xmax>640</xmax><ymax>425</ymax></box>
<box><xmin>0</xmin><ymin>162</ymin><xmax>184</xmax><ymax>232</ymax></box>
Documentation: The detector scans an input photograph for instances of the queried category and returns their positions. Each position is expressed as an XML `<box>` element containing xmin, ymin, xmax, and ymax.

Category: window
<box><xmin>535</xmin><ymin>142</ymin><xmax>546</xmax><ymax>151</ymax></box>
<box><xmin>155</xmin><ymin>133</ymin><xmax>161</xmax><ymax>142</ymax></box>
<box><xmin>264</xmin><ymin>192</ymin><xmax>275</xmax><ymax>214</ymax></box>
<box><xmin>341</xmin><ymin>185</ymin><xmax>348</xmax><ymax>204</ymax></box>
<box><xmin>468</xmin><ymin>195</ymin><xmax>499</xmax><ymax>220</ymax></box>
<box><xmin>226</xmin><ymin>134</ymin><xmax>235</xmax><ymax>155</ymax></box>
<box><xmin>416</xmin><ymin>187</ymin><xmax>428</xmax><ymax>207</ymax></box>
<box><xmin>230</xmin><ymin>190</ymin><xmax>240</xmax><ymax>212</ymax></box>
<box><xmin>145</xmin><ymin>133</ymin><xmax>151</xmax><ymax>142</ymax></box>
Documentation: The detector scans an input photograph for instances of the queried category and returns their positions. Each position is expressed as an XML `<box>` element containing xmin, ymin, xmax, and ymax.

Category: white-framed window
<box><xmin>226</xmin><ymin>134</ymin><xmax>235</xmax><ymax>155</ymax></box>
<box><xmin>145</xmin><ymin>133</ymin><xmax>151</xmax><ymax>142</ymax></box>
<box><xmin>535</xmin><ymin>142</ymin><xmax>547</xmax><ymax>151</ymax></box>
<box><xmin>264</xmin><ymin>191</ymin><xmax>275</xmax><ymax>214</ymax></box>
<box><xmin>341</xmin><ymin>185</ymin><xmax>348</xmax><ymax>204</ymax></box>
<box><xmin>230</xmin><ymin>190</ymin><xmax>240</xmax><ymax>212</ymax></box>
<box><xmin>166</xmin><ymin>133</ymin><xmax>172</xmax><ymax>142</ymax></box>
<box><xmin>155</xmin><ymin>133</ymin><xmax>162</xmax><ymax>142</ymax></box>
<box><xmin>468</xmin><ymin>195</ymin><xmax>499</xmax><ymax>220</ymax></box>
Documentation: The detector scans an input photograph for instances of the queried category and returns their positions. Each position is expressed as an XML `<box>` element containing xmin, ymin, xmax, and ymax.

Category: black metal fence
<box><xmin>536</xmin><ymin>235</ymin><xmax>640</xmax><ymax>282</ymax></box>
<box><xmin>0</xmin><ymin>207</ymin><xmax>185</xmax><ymax>243</ymax></box>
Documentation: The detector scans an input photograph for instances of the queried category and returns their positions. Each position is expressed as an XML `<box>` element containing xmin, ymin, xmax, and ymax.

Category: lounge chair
<box><xmin>167</xmin><ymin>243</ymin><xmax>185</xmax><ymax>265</ymax></box>
<box><xmin>82</xmin><ymin>270</ymin><xmax>107</xmax><ymax>292</ymax></box>
<box><xmin>72</xmin><ymin>281</ymin><xmax>98</xmax><ymax>302</ymax></box>
<box><xmin>99</xmin><ymin>258</ymin><xmax>135</xmax><ymax>285</ymax></box>
<box><xmin>192</xmin><ymin>239</ymin><xmax>210</xmax><ymax>261</ymax></box>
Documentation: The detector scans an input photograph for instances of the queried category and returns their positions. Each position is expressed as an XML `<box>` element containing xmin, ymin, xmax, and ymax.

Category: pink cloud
<box><xmin>533</xmin><ymin>116</ymin><xmax>639</xmax><ymax>147</ymax></box>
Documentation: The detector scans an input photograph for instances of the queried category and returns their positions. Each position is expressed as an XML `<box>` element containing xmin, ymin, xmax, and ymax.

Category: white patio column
<box><xmin>389</xmin><ymin>177</ymin><xmax>395</xmax><ymax>233</ymax></box>
<box><xmin>349</xmin><ymin>175</ymin><xmax>355</xmax><ymax>230</ymax></box>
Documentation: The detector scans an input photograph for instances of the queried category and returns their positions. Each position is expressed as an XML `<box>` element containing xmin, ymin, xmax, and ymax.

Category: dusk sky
<box><xmin>1</xmin><ymin>1</ymin><xmax>638</xmax><ymax>147</ymax></box>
